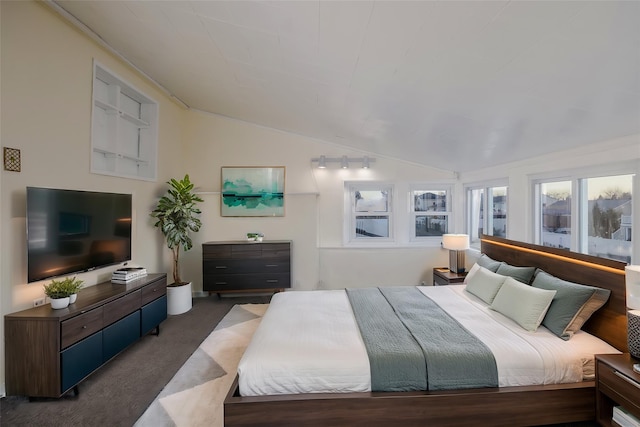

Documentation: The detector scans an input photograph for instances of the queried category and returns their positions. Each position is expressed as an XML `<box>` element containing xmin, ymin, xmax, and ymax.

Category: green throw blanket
<box><xmin>346</xmin><ymin>286</ymin><xmax>498</xmax><ymax>391</ymax></box>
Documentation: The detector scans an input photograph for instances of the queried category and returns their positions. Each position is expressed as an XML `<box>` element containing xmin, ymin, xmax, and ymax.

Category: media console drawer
<box><xmin>61</xmin><ymin>307</ymin><xmax>104</xmax><ymax>349</ymax></box>
<box><xmin>203</xmin><ymin>240</ymin><xmax>291</xmax><ymax>295</ymax></box>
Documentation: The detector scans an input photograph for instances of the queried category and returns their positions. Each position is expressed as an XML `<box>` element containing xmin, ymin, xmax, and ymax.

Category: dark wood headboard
<box><xmin>480</xmin><ymin>234</ymin><xmax>628</xmax><ymax>352</ymax></box>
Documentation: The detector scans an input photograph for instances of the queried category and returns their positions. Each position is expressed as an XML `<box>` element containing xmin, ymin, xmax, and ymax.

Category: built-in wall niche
<box><xmin>91</xmin><ymin>60</ymin><xmax>158</xmax><ymax>181</ymax></box>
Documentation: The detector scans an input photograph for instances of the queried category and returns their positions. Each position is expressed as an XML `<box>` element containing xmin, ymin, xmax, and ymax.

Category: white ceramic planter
<box><xmin>69</xmin><ymin>293</ymin><xmax>78</xmax><ymax>304</ymax></box>
<box><xmin>167</xmin><ymin>282</ymin><xmax>192</xmax><ymax>315</ymax></box>
<box><xmin>50</xmin><ymin>297</ymin><xmax>70</xmax><ymax>309</ymax></box>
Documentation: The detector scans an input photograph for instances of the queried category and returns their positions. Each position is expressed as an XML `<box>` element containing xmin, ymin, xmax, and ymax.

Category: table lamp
<box><xmin>442</xmin><ymin>234</ymin><xmax>469</xmax><ymax>274</ymax></box>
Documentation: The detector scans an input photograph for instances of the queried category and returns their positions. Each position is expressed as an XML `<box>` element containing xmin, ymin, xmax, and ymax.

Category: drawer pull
<box><xmin>153</xmin><ymin>288</ymin><xmax>158</xmax><ymax>292</ymax></box>
<box><xmin>215</xmin><ymin>266</ymin><xmax>227</xmax><ymax>269</ymax></box>
<box><xmin>215</xmin><ymin>282</ymin><xmax>228</xmax><ymax>285</ymax></box>
<box><xmin>266</xmin><ymin>280</ymin><xmax>279</xmax><ymax>283</ymax></box>
<box><xmin>82</xmin><ymin>325</ymin><xmax>87</xmax><ymax>329</ymax></box>
<box><xmin>265</xmin><ymin>264</ymin><xmax>279</xmax><ymax>268</ymax></box>
<box><xmin>614</xmin><ymin>370</ymin><xmax>640</xmax><ymax>389</ymax></box>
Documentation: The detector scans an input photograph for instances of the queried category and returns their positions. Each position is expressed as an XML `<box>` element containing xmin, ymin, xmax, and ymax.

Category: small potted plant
<box><xmin>246</xmin><ymin>232</ymin><xmax>264</xmax><ymax>242</ymax></box>
<box><xmin>59</xmin><ymin>276</ymin><xmax>84</xmax><ymax>304</ymax></box>
<box><xmin>43</xmin><ymin>277</ymin><xmax>83</xmax><ymax>309</ymax></box>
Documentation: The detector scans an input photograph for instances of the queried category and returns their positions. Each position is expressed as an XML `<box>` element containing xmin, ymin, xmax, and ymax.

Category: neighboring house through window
<box><xmin>533</xmin><ymin>172</ymin><xmax>634</xmax><ymax>263</ymax></box>
<box><xmin>410</xmin><ymin>185</ymin><xmax>452</xmax><ymax>242</ymax></box>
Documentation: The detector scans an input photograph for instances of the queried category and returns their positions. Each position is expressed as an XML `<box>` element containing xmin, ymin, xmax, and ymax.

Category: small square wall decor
<box><xmin>221</xmin><ymin>166</ymin><xmax>285</xmax><ymax>217</ymax></box>
<box><xmin>3</xmin><ymin>147</ymin><xmax>21</xmax><ymax>172</ymax></box>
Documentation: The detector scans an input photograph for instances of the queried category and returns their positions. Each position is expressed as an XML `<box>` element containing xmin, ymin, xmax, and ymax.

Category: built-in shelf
<box><xmin>91</xmin><ymin>60</ymin><xmax>158</xmax><ymax>181</ymax></box>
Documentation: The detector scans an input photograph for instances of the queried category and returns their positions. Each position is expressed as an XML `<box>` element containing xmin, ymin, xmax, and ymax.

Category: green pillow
<box><xmin>464</xmin><ymin>266</ymin><xmax>507</xmax><ymax>304</ymax></box>
<box><xmin>496</xmin><ymin>263</ymin><xmax>536</xmax><ymax>284</ymax></box>
<box><xmin>476</xmin><ymin>254</ymin><xmax>502</xmax><ymax>273</ymax></box>
<box><xmin>490</xmin><ymin>277</ymin><xmax>556</xmax><ymax>332</ymax></box>
<box><xmin>532</xmin><ymin>270</ymin><xmax>611</xmax><ymax>340</ymax></box>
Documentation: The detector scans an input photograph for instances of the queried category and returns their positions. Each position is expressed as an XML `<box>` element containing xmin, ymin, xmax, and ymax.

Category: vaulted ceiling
<box><xmin>50</xmin><ymin>0</ymin><xmax>640</xmax><ymax>172</ymax></box>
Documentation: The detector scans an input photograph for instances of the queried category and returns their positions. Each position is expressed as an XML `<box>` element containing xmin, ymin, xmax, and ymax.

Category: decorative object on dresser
<box><xmin>150</xmin><ymin>174</ymin><xmax>203</xmax><ymax>315</ymax></box>
<box><xmin>626</xmin><ymin>265</ymin><xmax>640</xmax><ymax>359</ymax></box>
<box><xmin>4</xmin><ymin>274</ymin><xmax>167</xmax><ymax>398</ymax></box>
<box><xmin>432</xmin><ymin>267</ymin><xmax>467</xmax><ymax>285</ymax></box>
<box><xmin>595</xmin><ymin>353</ymin><xmax>640</xmax><ymax>427</ymax></box>
<box><xmin>442</xmin><ymin>233</ymin><xmax>469</xmax><ymax>273</ymax></box>
<box><xmin>202</xmin><ymin>241</ymin><xmax>291</xmax><ymax>297</ymax></box>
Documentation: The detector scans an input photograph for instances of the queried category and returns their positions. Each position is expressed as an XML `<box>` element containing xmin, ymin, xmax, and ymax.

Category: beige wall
<box><xmin>182</xmin><ymin>111</ymin><xmax>454</xmax><ymax>293</ymax></box>
<box><xmin>0</xmin><ymin>1</ymin><xmax>186</xmax><ymax>394</ymax></box>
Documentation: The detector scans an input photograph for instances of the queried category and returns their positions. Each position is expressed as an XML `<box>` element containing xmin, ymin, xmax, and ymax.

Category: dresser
<box><xmin>4</xmin><ymin>273</ymin><xmax>167</xmax><ymax>398</ymax></box>
<box><xmin>202</xmin><ymin>241</ymin><xmax>291</xmax><ymax>295</ymax></box>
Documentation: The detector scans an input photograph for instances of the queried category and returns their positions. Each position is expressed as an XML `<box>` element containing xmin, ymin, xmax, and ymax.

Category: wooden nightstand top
<box><xmin>596</xmin><ymin>353</ymin><xmax>640</xmax><ymax>425</ymax></box>
<box><xmin>433</xmin><ymin>268</ymin><xmax>467</xmax><ymax>285</ymax></box>
<box><xmin>597</xmin><ymin>353</ymin><xmax>640</xmax><ymax>380</ymax></box>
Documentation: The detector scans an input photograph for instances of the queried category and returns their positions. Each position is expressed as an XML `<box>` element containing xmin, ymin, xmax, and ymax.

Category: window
<box><xmin>346</xmin><ymin>183</ymin><xmax>393</xmax><ymax>244</ymax></box>
<box><xmin>534</xmin><ymin>173</ymin><xmax>633</xmax><ymax>263</ymax></box>
<box><xmin>410</xmin><ymin>186</ymin><xmax>451</xmax><ymax>240</ymax></box>
<box><xmin>538</xmin><ymin>181</ymin><xmax>572</xmax><ymax>249</ymax></box>
<box><xmin>466</xmin><ymin>184</ymin><xmax>508</xmax><ymax>248</ymax></box>
<box><xmin>91</xmin><ymin>60</ymin><xmax>158</xmax><ymax>181</ymax></box>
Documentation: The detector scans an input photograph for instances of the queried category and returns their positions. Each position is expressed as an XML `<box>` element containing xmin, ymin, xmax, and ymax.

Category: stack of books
<box><xmin>111</xmin><ymin>267</ymin><xmax>147</xmax><ymax>284</ymax></box>
<box><xmin>613</xmin><ymin>406</ymin><xmax>640</xmax><ymax>427</ymax></box>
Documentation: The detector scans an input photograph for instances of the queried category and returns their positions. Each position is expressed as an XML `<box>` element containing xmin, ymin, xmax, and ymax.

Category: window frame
<box><xmin>531</xmin><ymin>163</ymin><xmax>635</xmax><ymax>263</ymax></box>
<box><xmin>344</xmin><ymin>182</ymin><xmax>395</xmax><ymax>246</ymax></box>
<box><xmin>464</xmin><ymin>180</ymin><xmax>509</xmax><ymax>249</ymax></box>
<box><xmin>409</xmin><ymin>184</ymin><xmax>453</xmax><ymax>243</ymax></box>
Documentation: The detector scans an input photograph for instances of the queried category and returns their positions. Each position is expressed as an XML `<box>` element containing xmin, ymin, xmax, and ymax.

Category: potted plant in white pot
<box><xmin>43</xmin><ymin>277</ymin><xmax>84</xmax><ymax>309</ymax></box>
<box><xmin>151</xmin><ymin>174</ymin><xmax>203</xmax><ymax>315</ymax></box>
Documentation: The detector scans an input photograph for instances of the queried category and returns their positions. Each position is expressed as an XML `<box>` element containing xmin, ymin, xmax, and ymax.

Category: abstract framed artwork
<box><xmin>221</xmin><ymin>166</ymin><xmax>285</xmax><ymax>217</ymax></box>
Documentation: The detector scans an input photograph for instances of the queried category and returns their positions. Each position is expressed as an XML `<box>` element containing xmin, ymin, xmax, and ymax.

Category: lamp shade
<box><xmin>626</xmin><ymin>265</ymin><xmax>640</xmax><ymax>310</ymax></box>
<box><xmin>442</xmin><ymin>234</ymin><xmax>470</xmax><ymax>251</ymax></box>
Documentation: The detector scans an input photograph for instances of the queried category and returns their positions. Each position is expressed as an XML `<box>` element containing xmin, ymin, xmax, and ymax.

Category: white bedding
<box><xmin>237</xmin><ymin>285</ymin><xmax>619</xmax><ymax>396</ymax></box>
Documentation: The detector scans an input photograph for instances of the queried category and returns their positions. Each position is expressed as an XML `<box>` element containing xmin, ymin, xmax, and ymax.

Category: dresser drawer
<box><xmin>598</xmin><ymin>360</ymin><xmax>640</xmax><ymax>418</ymax></box>
<box><xmin>261</xmin><ymin>244</ymin><xmax>290</xmax><ymax>258</ymax></box>
<box><xmin>203</xmin><ymin>244</ymin><xmax>232</xmax><ymax>259</ymax></box>
<box><xmin>203</xmin><ymin>258</ymin><xmax>290</xmax><ymax>275</ymax></box>
<box><xmin>103</xmin><ymin>290</ymin><xmax>141</xmax><ymax>327</ymax></box>
<box><xmin>204</xmin><ymin>273</ymin><xmax>290</xmax><ymax>291</ymax></box>
<box><xmin>61</xmin><ymin>307</ymin><xmax>104</xmax><ymax>349</ymax></box>
<box><xmin>141</xmin><ymin>278</ymin><xmax>167</xmax><ymax>305</ymax></box>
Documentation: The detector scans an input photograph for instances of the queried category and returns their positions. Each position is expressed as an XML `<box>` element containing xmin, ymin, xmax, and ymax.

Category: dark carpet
<box><xmin>0</xmin><ymin>294</ymin><xmax>271</xmax><ymax>427</ymax></box>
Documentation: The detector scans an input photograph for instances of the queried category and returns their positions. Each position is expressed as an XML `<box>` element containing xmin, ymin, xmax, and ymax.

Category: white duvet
<box><xmin>238</xmin><ymin>285</ymin><xmax>619</xmax><ymax>396</ymax></box>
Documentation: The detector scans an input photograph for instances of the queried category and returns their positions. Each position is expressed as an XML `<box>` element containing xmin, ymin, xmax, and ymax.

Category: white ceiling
<box><xmin>50</xmin><ymin>0</ymin><xmax>640</xmax><ymax>172</ymax></box>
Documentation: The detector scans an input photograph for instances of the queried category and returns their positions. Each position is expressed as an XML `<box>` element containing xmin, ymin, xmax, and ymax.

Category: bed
<box><xmin>224</xmin><ymin>235</ymin><xmax>629</xmax><ymax>426</ymax></box>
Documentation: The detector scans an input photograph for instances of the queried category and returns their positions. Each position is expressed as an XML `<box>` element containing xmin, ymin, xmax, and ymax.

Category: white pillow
<box><xmin>490</xmin><ymin>277</ymin><xmax>557</xmax><ymax>332</ymax></box>
<box><xmin>463</xmin><ymin>263</ymin><xmax>481</xmax><ymax>284</ymax></box>
<box><xmin>464</xmin><ymin>266</ymin><xmax>507</xmax><ymax>304</ymax></box>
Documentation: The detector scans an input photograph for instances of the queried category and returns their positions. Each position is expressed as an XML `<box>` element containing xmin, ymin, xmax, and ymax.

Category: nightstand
<box><xmin>595</xmin><ymin>353</ymin><xmax>640</xmax><ymax>426</ymax></box>
<box><xmin>432</xmin><ymin>268</ymin><xmax>467</xmax><ymax>286</ymax></box>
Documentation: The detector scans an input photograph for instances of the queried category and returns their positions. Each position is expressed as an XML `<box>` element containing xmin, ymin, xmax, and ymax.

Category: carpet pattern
<box><xmin>134</xmin><ymin>304</ymin><xmax>267</xmax><ymax>427</ymax></box>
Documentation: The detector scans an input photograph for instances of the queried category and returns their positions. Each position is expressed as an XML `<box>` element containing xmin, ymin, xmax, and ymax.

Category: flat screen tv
<box><xmin>27</xmin><ymin>187</ymin><xmax>132</xmax><ymax>283</ymax></box>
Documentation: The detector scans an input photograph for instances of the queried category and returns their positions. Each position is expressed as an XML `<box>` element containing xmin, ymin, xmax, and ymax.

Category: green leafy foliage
<box><xmin>150</xmin><ymin>174</ymin><xmax>203</xmax><ymax>285</ymax></box>
<box><xmin>43</xmin><ymin>277</ymin><xmax>84</xmax><ymax>299</ymax></box>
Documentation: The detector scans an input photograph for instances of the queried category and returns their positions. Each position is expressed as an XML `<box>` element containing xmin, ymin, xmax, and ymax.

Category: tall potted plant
<box><xmin>151</xmin><ymin>174</ymin><xmax>203</xmax><ymax>315</ymax></box>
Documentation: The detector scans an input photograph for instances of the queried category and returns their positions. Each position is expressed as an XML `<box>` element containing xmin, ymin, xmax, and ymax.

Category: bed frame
<box><xmin>224</xmin><ymin>235</ymin><xmax>628</xmax><ymax>426</ymax></box>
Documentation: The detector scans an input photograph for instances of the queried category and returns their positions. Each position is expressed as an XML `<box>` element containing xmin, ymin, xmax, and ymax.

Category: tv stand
<box><xmin>4</xmin><ymin>273</ymin><xmax>167</xmax><ymax>398</ymax></box>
